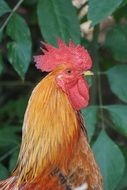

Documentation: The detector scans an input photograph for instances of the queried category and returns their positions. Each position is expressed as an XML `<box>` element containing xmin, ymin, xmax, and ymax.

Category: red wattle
<box><xmin>66</xmin><ymin>77</ymin><xmax>89</xmax><ymax>110</ymax></box>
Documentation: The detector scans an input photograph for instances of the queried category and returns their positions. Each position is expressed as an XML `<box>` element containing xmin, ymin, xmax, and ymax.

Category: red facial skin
<box><xmin>56</xmin><ymin>67</ymin><xmax>89</xmax><ymax>111</ymax></box>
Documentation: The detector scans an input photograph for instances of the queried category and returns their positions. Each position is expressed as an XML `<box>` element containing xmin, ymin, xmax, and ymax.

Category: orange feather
<box><xmin>0</xmin><ymin>45</ymin><xmax>102</xmax><ymax>190</ymax></box>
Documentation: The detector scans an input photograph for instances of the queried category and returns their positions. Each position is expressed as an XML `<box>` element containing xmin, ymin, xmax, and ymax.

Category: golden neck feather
<box><xmin>14</xmin><ymin>71</ymin><xmax>80</xmax><ymax>184</ymax></box>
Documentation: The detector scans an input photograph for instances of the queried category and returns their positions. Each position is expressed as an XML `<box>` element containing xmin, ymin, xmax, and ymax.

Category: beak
<box><xmin>83</xmin><ymin>70</ymin><xmax>94</xmax><ymax>76</ymax></box>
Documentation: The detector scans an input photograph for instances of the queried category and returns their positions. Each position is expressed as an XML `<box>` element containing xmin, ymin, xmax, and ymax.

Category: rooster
<box><xmin>0</xmin><ymin>39</ymin><xmax>102</xmax><ymax>190</ymax></box>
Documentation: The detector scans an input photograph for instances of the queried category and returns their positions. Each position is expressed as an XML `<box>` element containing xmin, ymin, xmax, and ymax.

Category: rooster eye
<box><xmin>66</xmin><ymin>69</ymin><xmax>72</xmax><ymax>75</ymax></box>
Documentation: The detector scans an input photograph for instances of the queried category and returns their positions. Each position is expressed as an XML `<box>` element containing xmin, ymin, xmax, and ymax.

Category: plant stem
<box><xmin>97</xmin><ymin>62</ymin><xmax>105</xmax><ymax>129</ymax></box>
<box><xmin>0</xmin><ymin>146</ymin><xmax>19</xmax><ymax>162</ymax></box>
<box><xmin>90</xmin><ymin>26</ymin><xmax>99</xmax><ymax>104</ymax></box>
<box><xmin>99</xmin><ymin>115</ymin><xmax>114</xmax><ymax>129</ymax></box>
<box><xmin>0</xmin><ymin>0</ymin><xmax>24</xmax><ymax>33</ymax></box>
<box><xmin>90</xmin><ymin>26</ymin><xmax>105</xmax><ymax>129</ymax></box>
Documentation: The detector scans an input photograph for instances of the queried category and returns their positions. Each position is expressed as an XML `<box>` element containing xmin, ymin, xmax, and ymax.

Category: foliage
<box><xmin>0</xmin><ymin>0</ymin><xmax>127</xmax><ymax>189</ymax></box>
<box><xmin>92</xmin><ymin>130</ymin><xmax>125</xmax><ymax>190</ymax></box>
<box><xmin>37</xmin><ymin>0</ymin><xmax>80</xmax><ymax>45</ymax></box>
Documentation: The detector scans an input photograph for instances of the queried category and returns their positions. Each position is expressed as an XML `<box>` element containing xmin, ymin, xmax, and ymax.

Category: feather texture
<box><xmin>13</xmin><ymin>64</ymin><xmax>80</xmax><ymax>187</ymax></box>
<box><xmin>0</xmin><ymin>57</ymin><xmax>102</xmax><ymax>190</ymax></box>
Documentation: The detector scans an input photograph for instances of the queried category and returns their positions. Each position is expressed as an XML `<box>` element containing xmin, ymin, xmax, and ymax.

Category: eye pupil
<box><xmin>66</xmin><ymin>69</ymin><xmax>72</xmax><ymax>74</ymax></box>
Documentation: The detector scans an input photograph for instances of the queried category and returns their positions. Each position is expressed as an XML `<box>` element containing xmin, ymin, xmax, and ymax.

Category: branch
<box><xmin>90</xmin><ymin>26</ymin><xmax>105</xmax><ymax>129</ymax></box>
<box><xmin>0</xmin><ymin>146</ymin><xmax>19</xmax><ymax>162</ymax></box>
<box><xmin>0</xmin><ymin>0</ymin><xmax>24</xmax><ymax>33</ymax></box>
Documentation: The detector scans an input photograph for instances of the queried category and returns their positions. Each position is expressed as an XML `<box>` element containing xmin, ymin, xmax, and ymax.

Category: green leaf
<box><xmin>6</xmin><ymin>13</ymin><xmax>32</xmax><ymax>79</ymax></box>
<box><xmin>0</xmin><ymin>127</ymin><xmax>20</xmax><ymax>147</ymax></box>
<box><xmin>37</xmin><ymin>0</ymin><xmax>80</xmax><ymax>45</ymax></box>
<box><xmin>81</xmin><ymin>38</ymin><xmax>90</xmax><ymax>49</ymax></box>
<box><xmin>0</xmin><ymin>96</ymin><xmax>28</xmax><ymax>121</ymax></box>
<box><xmin>9</xmin><ymin>150</ymin><xmax>19</xmax><ymax>172</ymax></box>
<box><xmin>82</xmin><ymin>106</ymin><xmax>98</xmax><ymax>141</ymax></box>
<box><xmin>0</xmin><ymin>164</ymin><xmax>8</xmax><ymax>180</ymax></box>
<box><xmin>104</xmin><ymin>105</ymin><xmax>127</xmax><ymax>136</ymax></box>
<box><xmin>92</xmin><ymin>130</ymin><xmax>125</xmax><ymax>190</ymax></box>
<box><xmin>116</xmin><ymin>148</ymin><xmax>127</xmax><ymax>190</ymax></box>
<box><xmin>88</xmin><ymin>0</ymin><xmax>123</xmax><ymax>26</ymax></box>
<box><xmin>105</xmin><ymin>25</ymin><xmax>127</xmax><ymax>62</ymax></box>
<box><xmin>106</xmin><ymin>65</ymin><xmax>127</xmax><ymax>103</ymax></box>
<box><xmin>0</xmin><ymin>0</ymin><xmax>10</xmax><ymax>17</ymax></box>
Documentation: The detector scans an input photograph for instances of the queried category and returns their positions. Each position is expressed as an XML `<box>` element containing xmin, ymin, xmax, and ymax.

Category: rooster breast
<box><xmin>20</xmin><ymin>124</ymin><xmax>102</xmax><ymax>190</ymax></box>
<box><xmin>0</xmin><ymin>121</ymin><xmax>102</xmax><ymax>190</ymax></box>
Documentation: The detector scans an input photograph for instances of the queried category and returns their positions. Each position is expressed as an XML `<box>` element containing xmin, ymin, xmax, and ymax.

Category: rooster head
<box><xmin>34</xmin><ymin>39</ymin><xmax>93</xmax><ymax>110</ymax></box>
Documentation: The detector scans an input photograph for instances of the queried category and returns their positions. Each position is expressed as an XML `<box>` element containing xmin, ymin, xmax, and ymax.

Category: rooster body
<box><xmin>0</xmin><ymin>40</ymin><xmax>102</xmax><ymax>190</ymax></box>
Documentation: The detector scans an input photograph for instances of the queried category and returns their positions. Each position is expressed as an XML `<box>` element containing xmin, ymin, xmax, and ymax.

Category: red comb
<box><xmin>34</xmin><ymin>39</ymin><xmax>92</xmax><ymax>72</ymax></box>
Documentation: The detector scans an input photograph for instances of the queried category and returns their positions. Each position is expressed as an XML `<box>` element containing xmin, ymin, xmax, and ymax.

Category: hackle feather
<box><xmin>13</xmin><ymin>64</ymin><xmax>80</xmax><ymax>186</ymax></box>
